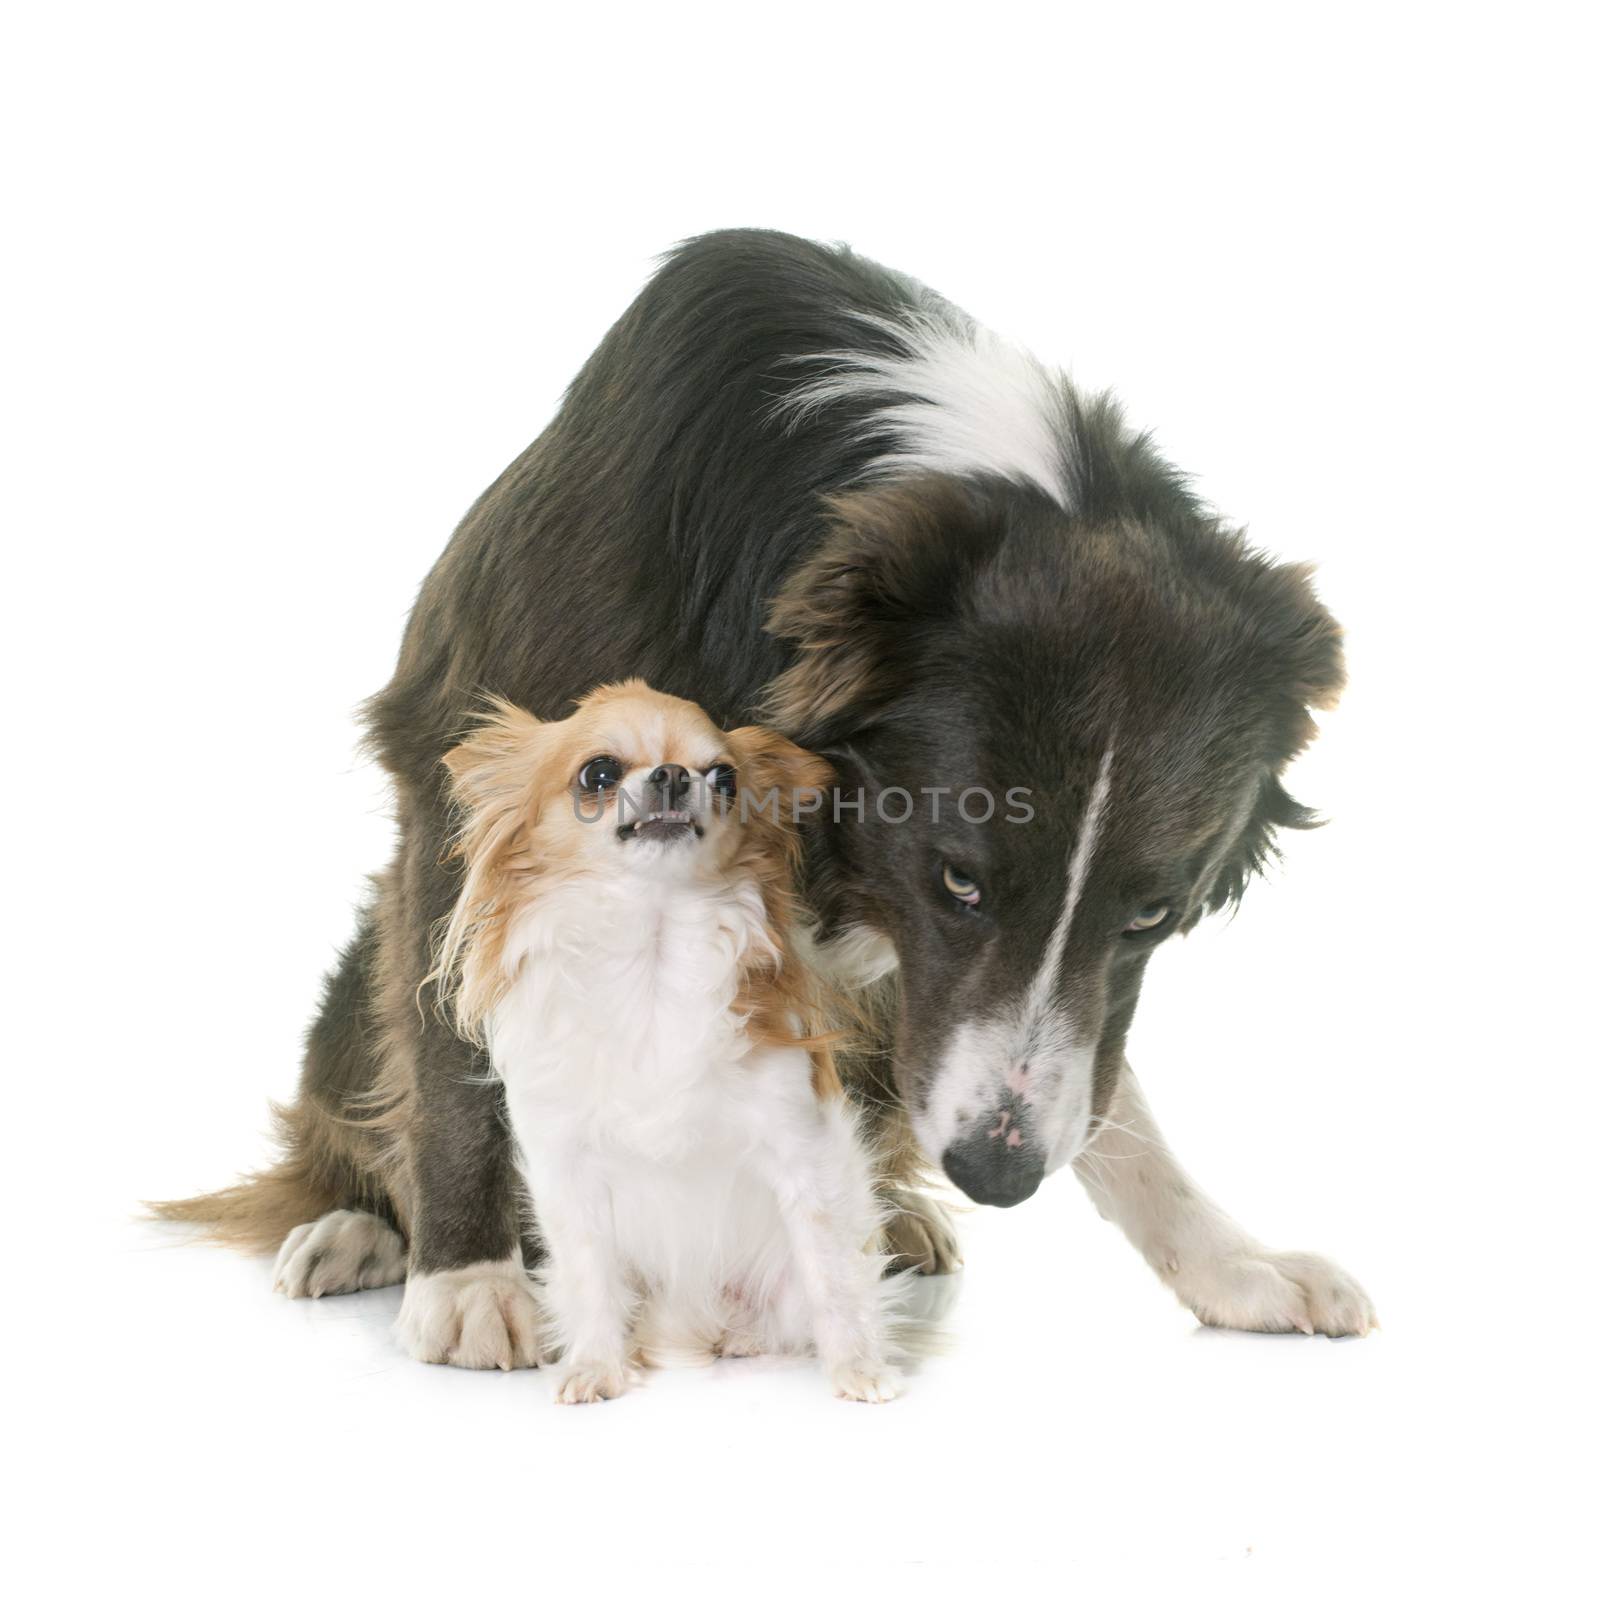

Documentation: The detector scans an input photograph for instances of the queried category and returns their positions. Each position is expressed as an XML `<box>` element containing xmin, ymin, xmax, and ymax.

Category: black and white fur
<box><xmin>168</xmin><ymin>229</ymin><xmax>1373</xmax><ymax>1353</ymax></box>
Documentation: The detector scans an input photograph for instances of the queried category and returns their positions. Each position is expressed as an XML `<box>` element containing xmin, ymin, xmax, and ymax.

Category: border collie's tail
<box><xmin>146</xmin><ymin>1102</ymin><xmax>342</xmax><ymax>1255</ymax></box>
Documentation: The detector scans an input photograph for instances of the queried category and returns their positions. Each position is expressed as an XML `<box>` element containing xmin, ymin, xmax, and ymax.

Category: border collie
<box><xmin>159</xmin><ymin>229</ymin><xmax>1373</xmax><ymax>1356</ymax></box>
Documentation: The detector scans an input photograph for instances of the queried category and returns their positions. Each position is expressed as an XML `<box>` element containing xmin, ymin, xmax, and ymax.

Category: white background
<box><xmin>6</xmin><ymin>4</ymin><xmax>1596</xmax><ymax>1595</ymax></box>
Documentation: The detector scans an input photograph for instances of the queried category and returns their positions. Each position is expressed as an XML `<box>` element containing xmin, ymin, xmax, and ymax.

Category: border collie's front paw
<box><xmin>882</xmin><ymin>1188</ymin><xmax>962</xmax><ymax>1275</ymax></box>
<box><xmin>552</xmin><ymin>1359</ymin><xmax>634</xmax><ymax>1404</ymax></box>
<box><xmin>397</xmin><ymin>1261</ymin><xmax>548</xmax><ymax>1369</ymax></box>
<box><xmin>1175</xmin><ymin>1249</ymin><xmax>1375</xmax><ymax>1337</ymax></box>
<box><xmin>831</xmin><ymin>1362</ymin><xmax>904</xmax><ymax>1403</ymax></box>
<box><xmin>274</xmin><ymin>1209</ymin><xmax>406</xmax><ymax>1298</ymax></box>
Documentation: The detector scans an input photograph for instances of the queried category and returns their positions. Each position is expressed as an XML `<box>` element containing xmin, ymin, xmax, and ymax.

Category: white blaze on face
<box><xmin>916</xmin><ymin>749</ymin><xmax>1117</xmax><ymax>1169</ymax></box>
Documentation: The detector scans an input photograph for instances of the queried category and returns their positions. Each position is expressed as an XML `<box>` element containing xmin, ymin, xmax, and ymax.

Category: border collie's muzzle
<box><xmin>940</xmin><ymin>1091</ymin><xmax>1045</xmax><ymax>1207</ymax></box>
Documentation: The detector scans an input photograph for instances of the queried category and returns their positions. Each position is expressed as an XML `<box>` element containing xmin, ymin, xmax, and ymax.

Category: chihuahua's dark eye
<box><xmin>577</xmin><ymin>756</ymin><xmax>624</xmax><ymax>793</ymax></box>
<box><xmin>1124</xmin><ymin>904</ymin><xmax>1170</xmax><ymax>933</ymax></box>
<box><xmin>705</xmin><ymin>763</ymin><xmax>737</xmax><ymax>802</ymax></box>
<box><xmin>942</xmin><ymin>864</ymin><xmax>981</xmax><ymax>908</ymax></box>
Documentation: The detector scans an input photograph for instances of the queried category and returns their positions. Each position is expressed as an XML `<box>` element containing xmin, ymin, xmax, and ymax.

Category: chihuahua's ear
<box><xmin>433</xmin><ymin>701</ymin><xmax>558</xmax><ymax>1041</ymax></box>
<box><xmin>727</xmin><ymin>725</ymin><xmax>833</xmax><ymax>811</ymax></box>
<box><xmin>441</xmin><ymin>699</ymin><xmax>554</xmax><ymax>817</ymax></box>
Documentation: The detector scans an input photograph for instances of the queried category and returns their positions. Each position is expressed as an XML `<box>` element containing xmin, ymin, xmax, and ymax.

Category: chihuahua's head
<box><xmin>433</xmin><ymin>679</ymin><xmax>830</xmax><ymax>1039</ymax></box>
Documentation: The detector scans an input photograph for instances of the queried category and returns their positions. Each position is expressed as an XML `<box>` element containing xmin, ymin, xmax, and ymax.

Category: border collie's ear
<box><xmin>762</xmin><ymin>479</ymin><xmax>995</xmax><ymax>744</ymax></box>
<box><xmin>726</xmin><ymin>725</ymin><xmax>833</xmax><ymax>809</ymax></box>
<box><xmin>1208</xmin><ymin>563</ymin><xmax>1346</xmax><ymax>913</ymax></box>
<box><xmin>1251</xmin><ymin>560</ymin><xmax>1346</xmax><ymax>759</ymax></box>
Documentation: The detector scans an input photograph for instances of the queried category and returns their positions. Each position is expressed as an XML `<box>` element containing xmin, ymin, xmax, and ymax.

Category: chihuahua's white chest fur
<box><xmin>490</xmin><ymin>869</ymin><xmax>899</xmax><ymax>1402</ymax></box>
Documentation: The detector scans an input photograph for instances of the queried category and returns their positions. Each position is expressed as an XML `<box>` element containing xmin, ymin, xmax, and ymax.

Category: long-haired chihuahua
<box><xmin>434</xmin><ymin>679</ymin><xmax>902</xmax><ymax>1403</ymax></box>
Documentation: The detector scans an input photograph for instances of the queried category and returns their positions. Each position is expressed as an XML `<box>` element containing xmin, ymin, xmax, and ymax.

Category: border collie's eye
<box><xmin>705</xmin><ymin>763</ymin><xmax>737</xmax><ymax>802</ymax></box>
<box><xmin>942</xmin><ymin>864</ymin><xmax>981</xmax><ymax>908</ymax></box>
<box><xmin>577</xmin><ymin>756</ymin><xmax>623</xmax><ymax>793</ymax></box>
<box><xmin>1124</xmin><ymin>904</ymin><xmax>1170</xmax><ymax>933</ymax></box>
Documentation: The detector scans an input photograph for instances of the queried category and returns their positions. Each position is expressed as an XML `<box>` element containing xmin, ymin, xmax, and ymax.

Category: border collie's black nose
<box><xmin>941</xmin><ymin>1124</ymin><xmax>1046</xmax><ymax>1208</ymax></box>
<box><xmin>646</xmin><ymin>764</ymin><xmax>691</xmax><ymax>806</ymax></box>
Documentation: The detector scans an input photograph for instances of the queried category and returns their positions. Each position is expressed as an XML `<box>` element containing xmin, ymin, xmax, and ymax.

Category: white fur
<box><xmin>782</xmin><ymin>308</ymin><xmax>1076</xmax><ymax>509</ymax></box>
<box><xmin>915</xmin><ymin>748</ymin><xmax>1116</xmax><ymax>1167</ymax></box>
<box><xmin>396</xmin><ymin>1258</ymin><xmax>549</xmax><ymax>1370</ymax></box>
<box><xmin>490</xmin><ymin>856</ymin><xmax>901</xmax><ymax>1402</ymax></box>
<box><xmin>1075</xmin><ymin>1071</ymin><xmax>1376</xmax><ymax>1336</ymax></box>
<box><xmin>797</xmin><ymin>919</ymin><xmax>900</xmax><ymax>990</ymax></box>
<box><xmin>273</xmin><ymin>1208</ymin><xmax>407</xmax><ymax>1299</ymax></box>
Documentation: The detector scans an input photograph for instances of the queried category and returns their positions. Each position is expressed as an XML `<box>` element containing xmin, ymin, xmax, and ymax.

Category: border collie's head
<box><xmin>766</xmin><ymin>475</ymin><xmax>1343</xmax><ymax>1206</ymax></box>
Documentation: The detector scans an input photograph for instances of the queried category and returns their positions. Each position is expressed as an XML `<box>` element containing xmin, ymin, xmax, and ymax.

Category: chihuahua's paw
<box><xmin>1175</xmin><ymin>1248</ymin><xmax>1376</xmax><ymax>1337</ymax></box>
<box><xmin>882</xmin><ymin>1187</ymin><xmax>963</xmax><ymax>1276</ymax></box>
<box><xmin>552</xmin><ymin>1359</ymin><xmax>634</xmax><ymax>1404</ymax></box>
<box><xmin>831</xmin><ymin>1361</ymin><xmax>904</xmax><ymax>1403</ymax></box>
<box><xmin>716</xmin><ymin>1325</ymin><xmax>768</xmax><ymax>1359</ymax></box>
<box><xmin>397</xmin><ymin>1260</ymin><xmax>548</xmax><ymax>1370</ymax></box>
<box><xmin>273</xmin><ymin>1209</ymin><xmax>407</xmax><ymax>1299</ymax></box>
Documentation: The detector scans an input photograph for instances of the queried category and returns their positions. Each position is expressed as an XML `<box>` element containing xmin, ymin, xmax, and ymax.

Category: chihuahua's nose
<box><xmin>646</xmin><ymin>764</ymin><xmax>692</xmax><ymax>808</ymax></box>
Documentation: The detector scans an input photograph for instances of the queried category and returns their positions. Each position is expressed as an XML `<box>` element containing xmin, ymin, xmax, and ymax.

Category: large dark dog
<box><xmin>163</xmin><ymin>230</ymin><xmax>1372</xmax><ymax>1360</ymax></box>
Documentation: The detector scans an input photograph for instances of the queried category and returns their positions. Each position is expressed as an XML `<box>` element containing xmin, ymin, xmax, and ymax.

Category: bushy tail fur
<box><xmin>146</xmin><ymin>1101</ymin><xmax>349</xmax><ymax>1255</ymax></box>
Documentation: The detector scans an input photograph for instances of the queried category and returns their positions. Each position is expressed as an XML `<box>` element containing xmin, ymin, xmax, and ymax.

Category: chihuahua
<box><xmin>434</xmin><ymin>680</ymin><xmax>901</xmax><ymax>1402</ymax></box>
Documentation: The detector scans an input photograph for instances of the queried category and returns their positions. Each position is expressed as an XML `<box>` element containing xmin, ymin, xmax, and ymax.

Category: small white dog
<box><xmin>436</xmin><ymin>680</ymin><xmax>901</xmax><ymax>1403</ymax></box>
